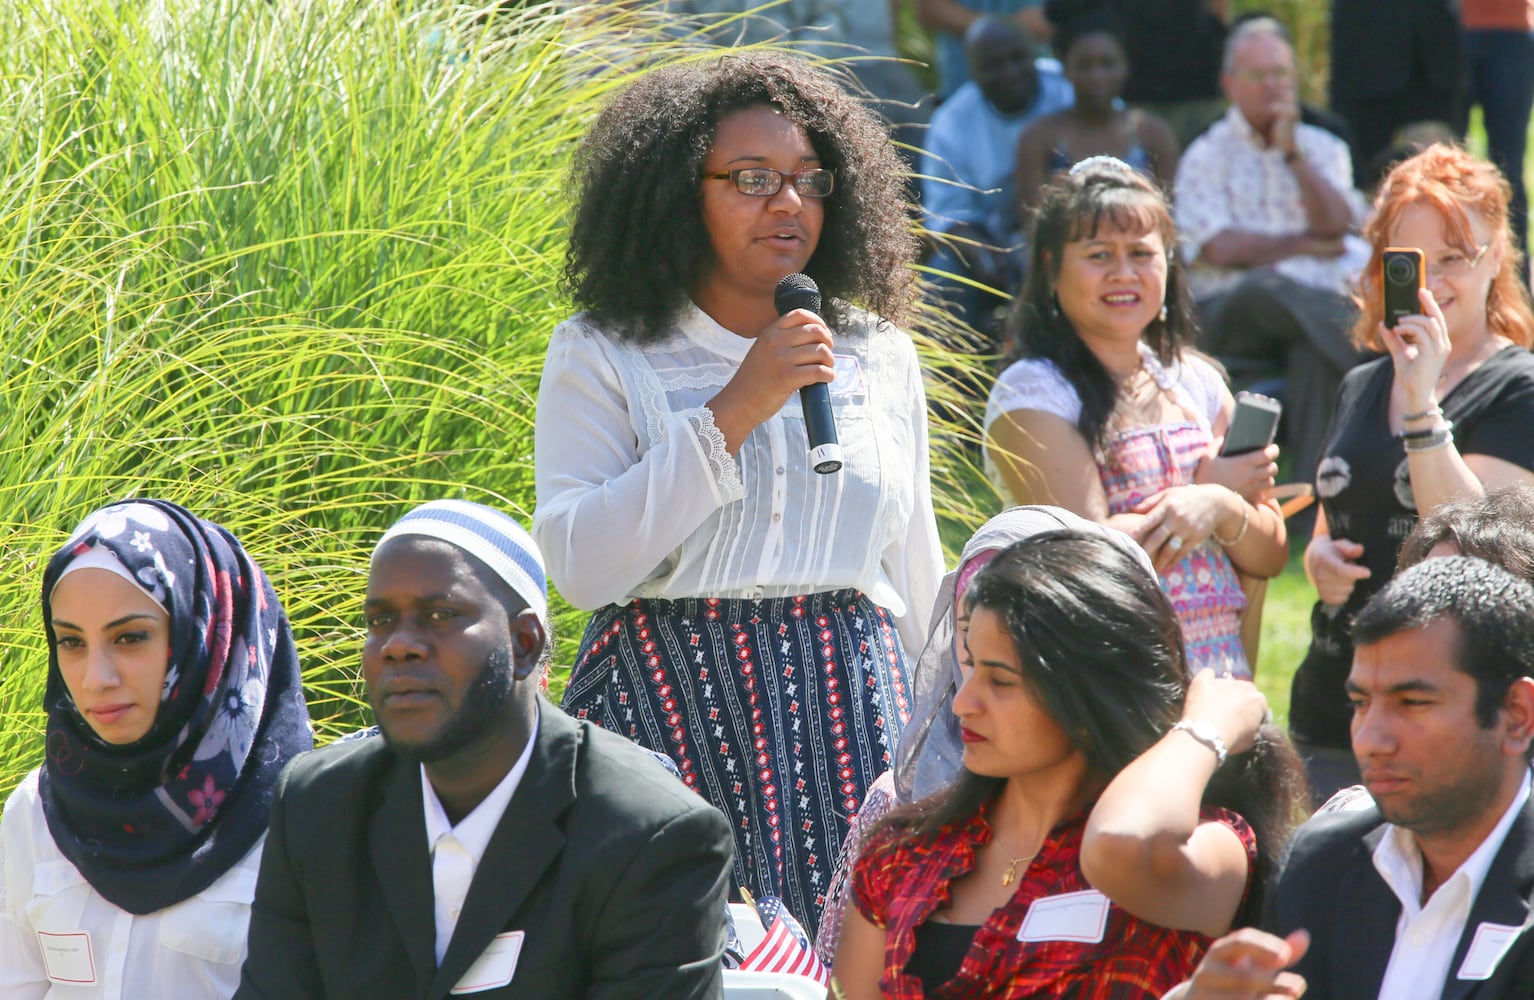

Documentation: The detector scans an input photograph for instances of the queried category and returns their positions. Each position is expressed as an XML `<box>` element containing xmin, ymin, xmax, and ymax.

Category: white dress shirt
<box><xmin>532</xmin><ymin>302</ymin><xmax>942</xmax><ymax>657</ymax></box>
<box><xmin>0</xmin><ymin>768</ymin><xmax>262</xmax><ymax>1000</ymax></box>
<box><xmin>421</xmin><ymin>710</ymin><xmax>538</xmax><ymax>965</ymax></box>
<box><xmin>1374</xmin><ymin>769</ymin><xmax>1532</xmax><ymax>999</ymax></box>
<box><xmin>1174</xmin><ymin>106</ymin><xmax>1371</xmax><ymax>300</ymax></box>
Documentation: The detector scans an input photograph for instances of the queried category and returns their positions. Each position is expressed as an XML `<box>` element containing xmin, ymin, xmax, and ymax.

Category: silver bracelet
<box><xmin>1172</xmin><ymin>720</ymin><xmax>1228</xmax><ymax>768</ymax></box>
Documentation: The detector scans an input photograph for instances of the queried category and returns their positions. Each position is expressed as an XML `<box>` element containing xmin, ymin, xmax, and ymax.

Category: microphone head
<box><xmin>774</xmin><ymin>273</ymin><xmax>821</xmax><ymax>317</ymax></box>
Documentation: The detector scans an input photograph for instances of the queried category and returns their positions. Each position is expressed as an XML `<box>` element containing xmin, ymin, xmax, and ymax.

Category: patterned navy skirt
<box><xmin>561</xmin><ymin>589</ymin><xmax>911</xmax><ymax>935</ymax></box>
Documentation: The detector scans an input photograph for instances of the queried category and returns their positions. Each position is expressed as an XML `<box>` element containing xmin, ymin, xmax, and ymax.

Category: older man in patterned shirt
<box><xmin>1174</xmin><ymin>17</ymin><xmax>1370</xmax><ymax>495</ymax></box>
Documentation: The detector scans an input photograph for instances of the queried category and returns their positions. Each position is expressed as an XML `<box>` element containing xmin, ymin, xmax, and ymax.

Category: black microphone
<box><xmin>774</xmin><ymin>273</ymin><xmax>843</xmax><ymax>474</ymax></box>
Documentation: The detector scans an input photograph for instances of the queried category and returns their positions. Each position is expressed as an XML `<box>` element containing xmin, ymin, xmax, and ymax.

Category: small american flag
<box><xmin>739</xmin><ymin>894</ymin><xmax>831</xmax><ymax>987</ymax></box>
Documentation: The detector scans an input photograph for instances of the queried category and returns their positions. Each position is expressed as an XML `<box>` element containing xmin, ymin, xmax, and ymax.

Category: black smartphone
<box><xmin>1382</xmin><ymin>246</ymin><xmax>1425</xmax><ymax>327</ymax></box>
<box><xmin>1221</xmin><ymin>391</ymin><xmax>1283</xmax><ymax>456</ymax></box>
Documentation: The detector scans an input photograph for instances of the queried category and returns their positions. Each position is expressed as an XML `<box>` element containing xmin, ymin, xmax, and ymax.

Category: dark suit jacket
<box><xmin>234</xmin><ymin>701</ymin><xmax>733</xmax><ymax>999</ymax></box>
<box><xmin>1267</xmin><ymin>797</ymin><xmax>1534</xmax><ymax>1000</ymax></box>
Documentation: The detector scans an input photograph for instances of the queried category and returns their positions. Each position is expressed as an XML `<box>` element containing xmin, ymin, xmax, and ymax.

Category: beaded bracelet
<box><xmin>1402</xmin><ymin>405</ymin><xmax>1443</xmax><ymax>423</ymax></box>
<box><xmin>1403</xmin><ymin>426</ymin><xmax>1454</xmax><ymax>452</ymax></box>
<box><xmin>1213</xmin><ymin>503</ymin><xmax>1251</xmax><ymax>547</ymax></box>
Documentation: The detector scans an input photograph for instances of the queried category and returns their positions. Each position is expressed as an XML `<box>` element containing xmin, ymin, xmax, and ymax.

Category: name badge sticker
<box><xmin>1016</xmin><ymin>889</ymin><xmax>1111</xmax><ymax>944</ymax></box>
<box><xmin>37</xmin><ymin>930</ymin><xmax>96</xmax><ymax>985</ymax></box>
<box><xmin>830</xmin><ymin>355</ymin><xmax>864</xmax><ymax>396</ymax></box>
<box><xmin>450</xmin><ymin>930</ymin><xmax>525</xmax><ymax>995</ymax></box>
<box><xmin>1457</xmin><ymin>921</ymin><xmax>1523</xmax><ymax>981</ymax></box>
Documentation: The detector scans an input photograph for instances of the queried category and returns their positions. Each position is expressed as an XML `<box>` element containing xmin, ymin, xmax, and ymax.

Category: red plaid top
<box><xmin>853</xmin><ymin>803</ymin><xmax>1257</xmax><ymax>999</ymax></box>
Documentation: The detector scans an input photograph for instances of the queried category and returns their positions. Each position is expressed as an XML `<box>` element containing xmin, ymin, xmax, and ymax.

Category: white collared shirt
<box><xmin>1174</xmin><ymin>106</ymin><xmax>1371</xmax><ymax>300</ymax></box>
<box><xmin>1374</xmin><ymin>768</ymin><xmax>1532</xmax><ymax>999</ymax></box>
<box><xmin>421</xmin><ymin>710</ymin><xmax>539</xmax><ymax>965</ymax></box>
<box><xmin>0</xmin><ymin>768</ymin><xmax>263</xmax><ymax>1000</ymax></box>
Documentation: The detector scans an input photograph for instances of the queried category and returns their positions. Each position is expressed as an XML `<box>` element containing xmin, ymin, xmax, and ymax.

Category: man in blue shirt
<box><xmin>921</xmin><ymin>17</ymin><xmax>1072</xmax><ymax>338</ymax></box>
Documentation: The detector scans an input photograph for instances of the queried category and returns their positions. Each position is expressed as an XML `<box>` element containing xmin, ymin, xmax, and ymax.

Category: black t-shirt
<box><xmin>1290</xmin><ymin>347</ymin><xmax>1534</xmax><ymax>747</ymax></box>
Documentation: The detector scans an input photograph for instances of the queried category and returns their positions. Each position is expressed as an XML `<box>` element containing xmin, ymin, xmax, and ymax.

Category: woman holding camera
<box><xmin>1294</xmin><ymin>144</ymin><xmax>1534</xmax><ymax>803</ymax></box>
<box><xmin>985</xmin><ymin>158</ymin><xmax>1286</xmax><ymax>679</ymax></box>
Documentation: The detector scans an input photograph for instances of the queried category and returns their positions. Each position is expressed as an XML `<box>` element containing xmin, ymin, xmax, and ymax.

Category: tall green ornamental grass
<box><xmin>0</xmin><ymin>0</ymin><xmax>999</xmax><ymax>803</ymax></box>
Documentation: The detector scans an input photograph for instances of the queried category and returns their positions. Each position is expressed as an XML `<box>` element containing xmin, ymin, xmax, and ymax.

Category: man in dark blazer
<box><xmin>1170</xmin><ymin>556</ymin><xmax>1534</xmax><ymax>1000</ymax></box>
<box><xmin>235</xmin><ymin>500</ymin><xmax>733</xmax><ymax>1000</ymax></box>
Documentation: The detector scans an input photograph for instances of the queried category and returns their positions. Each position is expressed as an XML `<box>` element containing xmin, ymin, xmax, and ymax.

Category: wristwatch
<box><xmin>1172</xmin><ymin>720</ymin><xmax>1228</xmax><ymax>768</ymax></box>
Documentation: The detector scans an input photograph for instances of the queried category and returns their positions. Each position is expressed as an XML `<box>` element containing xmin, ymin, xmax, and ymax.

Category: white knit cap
<box><xmin>376</xmin><ymin>500</ymin><xmax>548</xmax><ymax>626</ymax></box>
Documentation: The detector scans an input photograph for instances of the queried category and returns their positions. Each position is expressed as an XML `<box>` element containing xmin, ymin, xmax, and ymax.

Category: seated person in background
<box><xmin>235</xmin><ymin>500</ymin><xmax>732</xmax><ymax>1000</ymax></box>
<box><xmin>918</xmin><ymin>0</ymin><xmax>1050</xmax><ymax>101</ymax></box>
<box><xmin>1170</xmin><ymin>556</ymin><xmax>1534</xmax><ymax>1000</ymax></box>
<box><xmin>1108</xmin><ymin>0</ymin><xmax>1228</xmax><ymax>149</ymax></box>
<box><xmin>922</xmin><ymin>17</ymin><xmax>1073</xmax><ymax>338</ymax></box>
<box><xmin>1175</xmin><ymin>16</ymin><xmax>1370</xmax><ymax>492</ymax></box>
<box><xmin>0</xmin><ymin>500</ymin><xmax>312</xmax><ymax>1000</ymax></box>
<box><xmin>831</xmin><ymin>529</ymin><xmax>1308</xmax><ymax>999</ymax></box>
<box><xmin>1015</xmin><ymin>0</ymin><xmax>1179</xmax><ymax>212</ymax></box>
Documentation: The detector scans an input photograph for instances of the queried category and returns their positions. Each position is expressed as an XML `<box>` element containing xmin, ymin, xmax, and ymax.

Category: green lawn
<box><xmin>1254</xmin><ymin>553</ymin><xmax>1313</xmax><ymax>726</ymax></box>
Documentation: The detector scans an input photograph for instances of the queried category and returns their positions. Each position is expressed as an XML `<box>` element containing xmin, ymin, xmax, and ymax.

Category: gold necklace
<box><xmin>1001</xmin><ymin>852</ymin><xmax>1038</xmax><ymax>887</ymax></box>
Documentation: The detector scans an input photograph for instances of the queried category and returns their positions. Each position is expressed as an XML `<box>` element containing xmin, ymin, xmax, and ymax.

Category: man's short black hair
<box><xmin>1352</xmin><ymin>556</ymin><xmax>1534</xmax><ymax>727</ymax></box>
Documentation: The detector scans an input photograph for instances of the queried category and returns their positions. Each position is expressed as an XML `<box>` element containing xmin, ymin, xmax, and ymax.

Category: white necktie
<box><xmin>432</xmin><ymin>833</ymin><xmax>475</xmax><ymax>965</ymax></box>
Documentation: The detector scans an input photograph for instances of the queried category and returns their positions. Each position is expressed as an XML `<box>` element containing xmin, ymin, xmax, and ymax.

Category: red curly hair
<box><xmin>1353</xmin><ymin>143</ymin><xmax>1534</xmax><ymax>352</ymax></box>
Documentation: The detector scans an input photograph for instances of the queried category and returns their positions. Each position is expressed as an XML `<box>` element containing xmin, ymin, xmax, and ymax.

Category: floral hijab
<box><xmin>892</xmin><ymin>506</ymin><xmax>1155</xmax><ymax>802</ymax></box>
<box><xmin>38</xmin><ymin>500</ymin><xmax>312</xmax><ymax>915</ymax></box>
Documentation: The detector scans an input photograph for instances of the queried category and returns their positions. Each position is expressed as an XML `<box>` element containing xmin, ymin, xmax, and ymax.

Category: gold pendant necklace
<box><xmin>1001</xmin><ymin>853</ymin><xmax>1038</xmax><ymax>887</ymax></box>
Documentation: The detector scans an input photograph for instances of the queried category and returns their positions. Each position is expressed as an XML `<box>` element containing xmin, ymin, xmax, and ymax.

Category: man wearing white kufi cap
<box><xmin>238</xmin><ymin>500</ymin><xmax>733</xmax><ymax>1000</ymax></box>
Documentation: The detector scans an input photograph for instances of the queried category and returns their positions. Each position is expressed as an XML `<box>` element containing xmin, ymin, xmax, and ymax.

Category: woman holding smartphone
<box><xmin>1294</xmin><ymin>144</ymin><xmax>1534</xmax><ymax>804</ymax></box>
<box><xmin>985</xmin><ymin>157</ymin><xmax>1286</xmax><ymax>678</ymax></box>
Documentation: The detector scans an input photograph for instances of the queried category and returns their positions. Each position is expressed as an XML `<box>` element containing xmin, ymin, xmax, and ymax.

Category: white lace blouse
<box><xmin>982</xmin><ymin>345</ymin><xmax>1228</xmax><ymax>499</ymax></box>
<box><xmin>532</xmin><ymin>302</ymin><xmax>943</xmax><ymax>655</ymax></box>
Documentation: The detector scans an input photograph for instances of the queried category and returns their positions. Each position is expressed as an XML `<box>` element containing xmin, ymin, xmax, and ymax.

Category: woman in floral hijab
<box><xmin>0</xmin><ymin>499</ymin><xmax>311</xmax><ymax>998</ymax></box>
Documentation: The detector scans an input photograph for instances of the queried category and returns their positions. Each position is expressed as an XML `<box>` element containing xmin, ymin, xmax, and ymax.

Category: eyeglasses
<box><xmin>1233</xmin><ymin>67</ymin><xmax>1294</xmax><ymax>84</ymax></box>
<box><xmin>1428</xmin><ymin>242</ymin><xmax>1492</xmax><ymax>278</ymax></box>
<box><xmin>703</xmin><ymin>168</ymin><xmax>836</xmax><ymax>198</ymax></box>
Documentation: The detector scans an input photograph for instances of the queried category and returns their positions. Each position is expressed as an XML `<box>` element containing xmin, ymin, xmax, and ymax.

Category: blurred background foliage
<box><xmin>0</xmin><ymin>0</ymin><xmax>996</xmax><ymax>802</ymax></box>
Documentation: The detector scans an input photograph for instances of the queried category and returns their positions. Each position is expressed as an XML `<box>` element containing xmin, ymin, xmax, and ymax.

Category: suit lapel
<box><xmin>429</xmin><ymin>704</ymin><xmax>579</xmax><ymax>998</ymax></box>
<box><xmin>1445</xmin><ymin>798</ymin><xmax>1534</xmax><ymax>1000</ymax></box>
<box><xmin>1333</xmin><ymin>822</ymin><xmax>1401</xmax><ymax>1000</ymax></box>
<box><xmin>369</xmin><ymin>755</ymin><xmax>439</xmax><ymax>988</ymax></box>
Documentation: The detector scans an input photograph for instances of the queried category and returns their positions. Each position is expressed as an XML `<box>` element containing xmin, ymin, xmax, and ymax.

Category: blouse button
<box><xmin>772</xmin><ymin>513</ymin><xmax>782</xmax><ymax>523</ymax></box>
<box><xmin>776</xmin><ymin>466</ymin><xmax>785</xmax><ymax>476</ymax></box>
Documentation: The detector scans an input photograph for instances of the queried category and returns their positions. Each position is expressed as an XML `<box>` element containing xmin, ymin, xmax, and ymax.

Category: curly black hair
<box><xmin>1003</xmin><ymin>157</ymin><xmax>1198</xmax><ymax>454</ymax></box>
<box><xmin>563</xmin><ymin>53</ymin><xmax>919</xmax><ymax>343</ymax></box>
